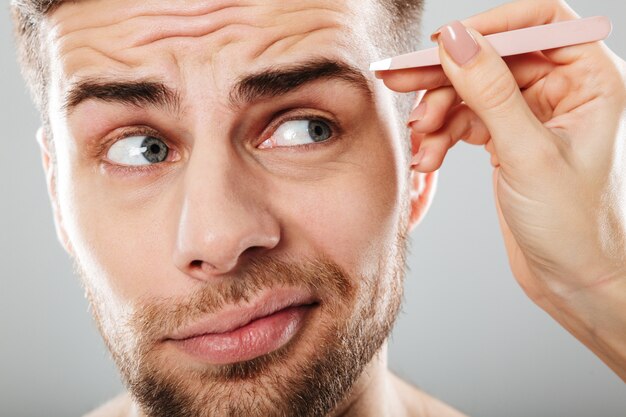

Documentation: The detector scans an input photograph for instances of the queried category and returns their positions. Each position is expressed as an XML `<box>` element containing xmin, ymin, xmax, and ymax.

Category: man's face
<box><xmin>43</xmin><ymin>1</ymin><xmax>419</xmax><ymax>416</ymax></box>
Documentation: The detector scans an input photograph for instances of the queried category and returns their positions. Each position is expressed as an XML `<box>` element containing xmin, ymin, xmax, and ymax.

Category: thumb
<box><xmin>434</xmin><ymin>21</ymin><xmax>548</xmax><ymax>165</ymax></box>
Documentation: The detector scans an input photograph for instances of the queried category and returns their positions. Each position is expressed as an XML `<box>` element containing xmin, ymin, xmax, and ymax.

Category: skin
<box><xmin>38</xmin><ymin>0</ymin><xmax>455</xmax><ymax>416</ymax></box>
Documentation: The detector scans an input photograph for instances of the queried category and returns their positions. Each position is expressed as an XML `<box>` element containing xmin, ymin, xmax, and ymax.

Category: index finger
<box><xmin>374</xmin><ymin>65</ymin><xmax>450</xmax><ymax>92</ymax></box>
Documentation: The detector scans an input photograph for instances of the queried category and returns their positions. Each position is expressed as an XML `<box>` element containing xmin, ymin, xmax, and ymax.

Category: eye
<box><xmin>107</xmin><ymin>136</ymin><xmax>170</xmax><ymax>166</ymax></box>
<box><xmin>259</xmin><ymin>119</ymin><xmax>333</xmax><ymax>149</ymax></box>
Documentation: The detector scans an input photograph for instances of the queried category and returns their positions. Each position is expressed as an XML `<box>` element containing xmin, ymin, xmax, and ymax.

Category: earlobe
<box><xmin>37</xmin><ymin>127</ymin><xmax>75</xmax><ymax>257</ymax></box>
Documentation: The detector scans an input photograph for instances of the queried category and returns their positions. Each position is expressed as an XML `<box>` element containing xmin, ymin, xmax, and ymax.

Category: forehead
<box><xmin>45</xmin><ymin>0</ymin><xmax>379</xmax><ymax>100</ymax></box>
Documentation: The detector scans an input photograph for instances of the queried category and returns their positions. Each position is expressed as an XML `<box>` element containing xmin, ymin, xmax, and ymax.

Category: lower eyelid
<box><xmin>102</xmin><ymin>158</ymin><xmax>178</xmax><ymax>177</ymax></box>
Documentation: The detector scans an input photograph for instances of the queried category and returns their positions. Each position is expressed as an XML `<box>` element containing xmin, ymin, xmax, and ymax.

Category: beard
<box><xmin>77</xmin><ymin>221</ymin><xmax>409</xmax><ymax>417</ymax></box>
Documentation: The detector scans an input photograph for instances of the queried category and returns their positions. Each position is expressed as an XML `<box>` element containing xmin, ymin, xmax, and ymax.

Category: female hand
<box><xmin>377</xmin><ymin>0</ymin><xmax>626</xmax><ymax>379</ymax></box>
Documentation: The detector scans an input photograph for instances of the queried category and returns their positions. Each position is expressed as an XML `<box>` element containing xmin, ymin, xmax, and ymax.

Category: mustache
<box><xmin>131</xmin><ymin>255</ymin><xmax>356</xmax><ymax>344</ymax></box>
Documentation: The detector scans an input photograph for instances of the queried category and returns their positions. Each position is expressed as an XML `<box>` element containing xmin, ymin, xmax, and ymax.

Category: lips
<box><xmin>167</xmin><ymin>287</ymin><xmax>319</xmax><ymax>365</ymax></box>
<box><xmin>168</xmin><ymin>287</ymin><xmax>319</xmax><ymax>340</ymax></box>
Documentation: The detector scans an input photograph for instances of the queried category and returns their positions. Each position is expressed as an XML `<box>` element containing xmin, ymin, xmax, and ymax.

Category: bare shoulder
<box><xmin>82</xmin><ymin>393</ymin><xmax>133</xmax><ymax>417</ymax></box>
<box><xmin>390</xmin><ymin>372</ymin><xmax>470</xmax><ymax>417</ymax></box>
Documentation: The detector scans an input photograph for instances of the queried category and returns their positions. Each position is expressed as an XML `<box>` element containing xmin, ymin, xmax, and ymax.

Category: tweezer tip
<box><xmin>369</xmin><ymin>58</ymin><xmax>392</xmax><ymax>71</ymax></box>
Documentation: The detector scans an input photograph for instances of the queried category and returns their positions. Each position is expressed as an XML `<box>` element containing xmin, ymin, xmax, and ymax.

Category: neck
<box><xmin>329</xmin><ymin>343</ymin><xmax>411</xmax><ymax>417</ymax></box>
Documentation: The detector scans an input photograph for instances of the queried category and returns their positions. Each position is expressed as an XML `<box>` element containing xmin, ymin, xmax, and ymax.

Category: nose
<box><xmin>173</xmin><ymin>147</ymin><xmax>281</xmax><ymax>281</ymax></box>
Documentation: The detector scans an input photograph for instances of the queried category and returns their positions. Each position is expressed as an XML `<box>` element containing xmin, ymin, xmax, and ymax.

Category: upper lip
<box><xmin>168</xmin><ymin>287</ymin><xmax>319</xmax><ymax>340</ymax></box>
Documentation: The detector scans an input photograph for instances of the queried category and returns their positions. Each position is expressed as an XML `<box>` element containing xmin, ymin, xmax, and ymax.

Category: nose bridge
<box><xmin>174</xmin><ymin>144</ymin><xmax>280</xmax><ymax>279</ymax></box>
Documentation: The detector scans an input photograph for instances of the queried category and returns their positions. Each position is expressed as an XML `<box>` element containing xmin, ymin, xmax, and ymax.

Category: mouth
<box><xmin>167</xmin><ymin>288</ymin><xmax>320</xmax><ymax>365</ymax></box>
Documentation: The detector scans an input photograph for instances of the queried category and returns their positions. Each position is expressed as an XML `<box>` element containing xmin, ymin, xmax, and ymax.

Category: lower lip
<box><xmin>171</xmin><ymin>304</ymin><xmax>316</xmax><ymax>365</ymax></box>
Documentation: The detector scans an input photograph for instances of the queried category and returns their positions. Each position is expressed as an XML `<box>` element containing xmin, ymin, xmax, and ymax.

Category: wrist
<box><xmin>540</xmin><ymin>272</ymin><xmax>626</xmax><ymax>381</ymax></box>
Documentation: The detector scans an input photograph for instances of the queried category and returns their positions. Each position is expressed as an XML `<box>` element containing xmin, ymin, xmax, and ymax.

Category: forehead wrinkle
<box><xmin>53</xmin><ymin>0</ymin><xmax>350</xmax><ymax>51</ymax></box>
<box><xmin>55</xmin><ymin>8</ymin><xmax>269</xmax><ymax>56</ymax></box>
<box><xmin>53</xmin><ymin>10</ymin><xmax>276</xmax><ymax>89</ymax></box>
<box><xmin>52</xmin><ymin>8</ymin><xmax>344</xmax><ymax>88</ymax></box>
<box><xmin>63</xmin><ymin>45</ymin><xmax>136</xmax><ymax>72</ymax></box>
<box><xmin>134</xmin><ymin>2</ymin><xmax>348</xmax><ymax>49</ymax></box>
<box><xmin>54</xmin><ymin>5</ymin><xmax>356</xmax><ymax>78</ymax></box>
<box><xmin>247</xmin><ymin>7</ymin><xmax>347</xmax><ymax>61</ymax></box>
<box><xmin>53</xmin><ymin>0</ymin><xmax>347</xmax><ymax>28</ymax></box>
<box><xmin>251</xmin><ymin>25</ymin><xmax>342</xmax><ymax>62</ymax></box>
<box><xmin>51</xmin><ymin>0</ymin><xmax>260</xmax><ymax>38</ymax></box>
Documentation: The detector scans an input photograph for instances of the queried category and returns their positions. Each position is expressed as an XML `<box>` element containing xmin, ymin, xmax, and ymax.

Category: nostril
<box><xmin>190</xmin><ymin>260</ymin><xmax>203</xmax><ymax>269</ymax></box>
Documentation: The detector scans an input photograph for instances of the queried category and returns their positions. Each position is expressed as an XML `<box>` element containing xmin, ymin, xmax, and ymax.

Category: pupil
<box><xmin>314</xmin><ymin>126</ymin><xmax>323</xmax><ymax>136</ymax></box>
<box><xmin>150</xmin><ymin>144</ymin><xmax>161</xmax><ymax>154</ymax></box>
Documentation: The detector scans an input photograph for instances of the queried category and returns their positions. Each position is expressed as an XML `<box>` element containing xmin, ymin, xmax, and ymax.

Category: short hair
<box><xmin>11</xmin><ymin>0</ymin><xmax>424</xmax><ymax>139</ymax></box>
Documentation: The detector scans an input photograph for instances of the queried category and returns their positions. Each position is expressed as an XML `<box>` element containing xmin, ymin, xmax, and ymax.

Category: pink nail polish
<box><xmin>440</xmin><ymin>20</ymin><xmax>480</xmax><ymax>66</ymax></box>
<box><xmin>407</xmin><ymin>102</ymin><xmax>427</xmax><ymax>126</ymax></box>
<box><xmin>412</xmin><ymin>148</ymin><xmax>426</xmax><ymax>166</ymax></box>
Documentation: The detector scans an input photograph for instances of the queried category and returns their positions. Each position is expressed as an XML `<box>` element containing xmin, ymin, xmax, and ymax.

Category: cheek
<box><xmin>57</xmin><ymin>154</ymin><xmax>177</xmax><ymax>303</ymax></box>
<box><xmin>273</xmin><ymin>139</ymin><xmax>403</xmax><ymax>279</ymax></box>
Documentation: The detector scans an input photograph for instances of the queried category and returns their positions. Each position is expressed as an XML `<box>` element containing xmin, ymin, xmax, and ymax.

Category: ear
<box><xmin>407</xmin><ymin>131</ymin><xmax>438</xmax><ymax>231</ymax></box>
<box><xmin>37</xmin><ymin>127</ymin><xmax>75</xmax><ymax>256</ymax></box>
<box><xmin>408</xmin><ymin>170</ymin><xmax>437</xmax><ymax>230</ymax></box>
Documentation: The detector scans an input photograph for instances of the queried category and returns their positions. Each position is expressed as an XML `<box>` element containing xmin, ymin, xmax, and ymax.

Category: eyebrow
<box><xmin>63</xmin><ymin>57</ymin><xmax>373</xmax><ymax>114</ymax></box>
<box><xmin>229</xmin><ymin>57</ymin><xmax>373</xmax><ymax>107</ymax></box>
<box><xmin>63</xmin><ymin>79</ymin><xmax>181</xmax><ymax>114</ymax></box>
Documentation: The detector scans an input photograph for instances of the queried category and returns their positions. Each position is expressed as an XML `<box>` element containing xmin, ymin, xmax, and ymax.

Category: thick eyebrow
<box><xmin>63</xmin><ymin>57</ymin><xmax>373</xmax><ymax>114</ymax></box>
<box><xmin>63</xmin><ymin>78</ymin><xmax>181</xmax><ymax>114</ymax></box>
<box><xmin>229</xmin><ymin>57</ymin><xmax>374</xmax><ymax>107</ymax></box>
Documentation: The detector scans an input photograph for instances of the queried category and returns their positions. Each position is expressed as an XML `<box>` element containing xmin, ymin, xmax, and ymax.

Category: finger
<box><xmin>461</xmin><ymin>0</ymin><xmax>609</xmax><ymax>67</ymax></box>
<box><xmin>461</xmin><ymin>0</ymin><xmax>579</xmax><ymax>36</ymax></box>
<box><xmin>412</xmin><ymin>104</ymin><xmax>491</xmax><ymax>172</ymax></box>
<box><xmin>378</xmin><ymin>51</ymin><xmax>555</xmax><ymax>94</ymax></box>
<box><xmin>409</xmin><ymin>86</ymin><xmax>461</xmax><ymax>134</ymax></box>
<box><xmin>377</xmin><ymin>65</ymin><xmax>450</xmax><ymax>92</ymax></box>
<box><xmin>542</xmin><ymin>39</ymin><xmax>615</xmax><ymax>66</ymax></box>
<box><xmin>434</xmin><ymin>21</ymin><xmax>553</xmax><ymax>167</ymax></box>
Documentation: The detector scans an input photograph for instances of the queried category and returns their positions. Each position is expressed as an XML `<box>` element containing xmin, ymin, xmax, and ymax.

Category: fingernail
<box><xmin>407</xmin><ymin>102</ymin><xmax>427</xmax><ymax>126</ymax></box>
<box><xmin>412</xmin><ymin>148</ymin><xmax>426</xmax><ymax>166</ymax></box>
<box><xmin>440</xmin><ymin>20</ymin><xmax>480</xmax><ymax>66</ymax></box>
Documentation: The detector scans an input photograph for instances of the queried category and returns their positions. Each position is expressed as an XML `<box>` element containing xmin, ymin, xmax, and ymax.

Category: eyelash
<box><xmin>99</xmin><ymin>112</ymin><xmax>341</xmax><ymax>177</ymax></box>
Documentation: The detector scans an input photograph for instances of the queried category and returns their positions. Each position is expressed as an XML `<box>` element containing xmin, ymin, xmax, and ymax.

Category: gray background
<box><xmin>1</xmin><ymin>1</ymin><xmax>625</xmax><ymax>416</ymax></box>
